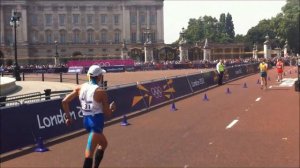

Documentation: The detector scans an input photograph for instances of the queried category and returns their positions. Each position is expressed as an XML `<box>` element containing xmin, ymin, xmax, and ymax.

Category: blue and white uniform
<box><xmin>79</xmin><ymin>83</ymin><xmax>104</xmax><ymax>133</ymax></box>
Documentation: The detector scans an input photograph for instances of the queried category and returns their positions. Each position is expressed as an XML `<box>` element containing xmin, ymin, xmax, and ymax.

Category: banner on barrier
<box><xmin>134</xmin><ymin>79</ymin><xmax>175</xmax><ymax>108</ymax></box>
<box><xmin>187</xmin><ymin>73</ymin><xmax>209</xmax><ymax>92</ymax></box>
<box><xmin>107</xmin><ymin>84</ymin><xmax>147</xmax><ymax>117</ymax></box>
<box><xmin>0</xmin><ymin>99</ymin><xmax>83</xmax><ymax>154</ymax></box>
<box><xmin>170</xmin><ymin>76</ymin><xmax>193</xmax><ymax>98</ymax></box>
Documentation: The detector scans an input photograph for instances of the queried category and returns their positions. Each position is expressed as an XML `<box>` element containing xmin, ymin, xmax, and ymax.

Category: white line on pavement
<box><xmin>255</xmin><ymin>97</ymin><xmax>261</xmax><ymax>102</ymax></box>
<box><xmin>226</xmin><ymin>119</ymin><xmax>239</xmax><ymax>129</ymax></box>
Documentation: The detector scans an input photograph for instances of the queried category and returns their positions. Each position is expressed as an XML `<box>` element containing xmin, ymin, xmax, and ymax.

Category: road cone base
<box><xmin>35</xmin><ymin>148</ymin><xmax>49</xmax><ymax>152</ymax></box>
<box><xmin>121</xmin><ymin>122</ymin><xmax>129</xmax><ymax>126</ymax></box>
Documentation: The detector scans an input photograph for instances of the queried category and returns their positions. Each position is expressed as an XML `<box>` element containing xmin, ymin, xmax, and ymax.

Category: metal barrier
<box><xmin>0</xmin><ymin>100</ymin><xmax>21</xmax><ymax>107</ymax></box>
<box><xmin>6</xmin><ymin>92</ymin><xmax>41</xmax><ymax>102</ymax></box>
<box><xmin>1</xmin><ymin>90</ymin><xmax>73</xmax><ymax>107</ymax></box>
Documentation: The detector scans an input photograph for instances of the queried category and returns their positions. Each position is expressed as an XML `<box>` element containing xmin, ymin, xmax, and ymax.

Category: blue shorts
<box><xmin>83</xmin><ymin>113</ymin><xmax>104</xmax><ymax>133</ymax></box>
<box><xmin>260</xmin><ymin>72</ymin><xmax>267</xmax><ymax>78</ymax></box>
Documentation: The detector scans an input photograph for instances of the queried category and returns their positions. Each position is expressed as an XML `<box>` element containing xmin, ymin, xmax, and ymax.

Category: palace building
<box><xmin>0</xmin><ymin>0</ymin><xmax>248</xmax><ymax>66</ymax></box>
<box><xmin>0</xmin><ymin>0</ymin><xmax>164</xmax><ymax>64</ymax></box>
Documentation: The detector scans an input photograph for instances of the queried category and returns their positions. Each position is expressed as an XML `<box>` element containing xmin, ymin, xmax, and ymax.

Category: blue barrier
<box><xmin>137</xmin><ymin>79</ymin><xmax>174</xmax><ymax>107</ymax></box>
<box><xmin>107</xmin><ymin>84</ymin><xmax>147</xmax><ymax>118</ymax></box>
<box><xmin>187</xmin><ymin>73</ymin><xmax>209</xmax><ymax>92</ymax></box>
<box><xmin>0</xmin><ymin>63</ymin><xmax>259</xmax><ymax>154</ymax></box>
<box><xmin>0</xmin><ymin>99</ymin><xmax>83</xmax><ymax>154</ymax></box>
<box><xmin>170</xmin><ymin>76</ymin><xmax>193</xmax><ymax>98</ymax></box>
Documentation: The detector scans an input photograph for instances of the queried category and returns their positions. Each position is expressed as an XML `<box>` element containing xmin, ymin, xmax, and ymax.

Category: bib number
<box><xmin>82</xmin><ymin>102</ymin><xmax>93</xmax><ymax>110</ymax></box>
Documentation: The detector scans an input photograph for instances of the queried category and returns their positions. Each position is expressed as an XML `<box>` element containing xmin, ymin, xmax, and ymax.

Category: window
<box><xmin>131</xmin><ymin>32</ymin><xmax>136</xmax><ymax>43</ymax></box>
<box><xmin>87</xmin><ymin>14</ymin><xmax>93</xmax><ymax>25</ymax></box>
<box><xmin>100</xmin><ymin>30</ymin><xmax>107</xmax><ymax>43</ymax></box>
<box><xmin>150</xmin><ymin>13</ymin><xmax>156</xmax><ymax>25</ymax></box>
<box><xmin>59</xmin><ymin>30</ymin><xmax>66</xmax><ymax>43</ymax></box>
<box><xmin>73</xmin><ymin>14</ymin><xmax>80</xmax><ymax>25</ymax></box>
<box><xmin>31</xmin><ymin>15</ymin><xmax>38</xmax><ymax>26</ymax></box>
<box><xmin>45</xmin><ymin>30</ymin><xmax>52</xmax><ymax>43</ymax></box>
<box><xmin>31</xmin><ymin>30</ymin><xmax>38</xmax><ymax>43</ymax></box>
<box><xmin>141</xmin><ymin>31</ymin><xmax>146</xmax><ymax>43</ymax></box>
<box><xmin>100</xmin><ymin>14</ymin><xmax>107</xmax><ymax>24</ymax></box>
<box><xmin>87</xmin><ymin>30</ymin><xmax>94</xmax><ymax>43</ymax></box>
<box><xmin>140</xmin><ymin>14</ymin><xmax>146</xmax><ymax>25</ymax></box>
<box><xmin>45</xmin><ymin>14</ymin><xmax>52</xmax><ymax>26</ymax></box>
<box><xmin>151</xmin><ymin>31</ymin><xmax>156</xmax><ymax>42</ymax></box>
<box><xmin>114</xmin><ymin>15</ymin><xmax>119</xmax><ymax>25</ymax></box>
<box><xmin>114</xmin><ymin>31</ymin><xmax>120</xmax><ymax>43</ymax></box>
<box><xmin>59</xmin><ymin>14</ymin><xmax>65</xmax><ymax>26</ymax></box>
<box><xmin>5</xmin><ymin>32</ymin><xmax>12</xmax><ymax>45</ymax></box>
<box><xmin>73</xmin><ymin>30</ymin><xmax>80</xmax><ymax>43</ymax></box>
<box><xmin>130</xmin><ymin>12</ymin><xmax>136</xmax><ymax>25</ymax></box>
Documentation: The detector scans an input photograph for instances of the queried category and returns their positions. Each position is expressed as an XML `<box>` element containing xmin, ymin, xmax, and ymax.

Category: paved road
<box><xmin>1</xmin><ymin>67</ymin><xmax>299</xmax><ymax>168</ymax></box>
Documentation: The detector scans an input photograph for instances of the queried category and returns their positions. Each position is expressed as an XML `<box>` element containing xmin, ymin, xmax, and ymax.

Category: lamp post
<box><xmin>54</xmin><ymin>41</ymin><xmax>59</xmax><ymax>66</ymax></box>
<box><xmin>10</xmin><ymin>10</ymin><xmax>21</xmax><ymax>81</ymax></box>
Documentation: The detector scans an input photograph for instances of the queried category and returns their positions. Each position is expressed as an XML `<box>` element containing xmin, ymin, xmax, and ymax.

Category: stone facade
<box><xmin>0</xmin><ymin>0</ymin><xmax>164</xmax><ymax>65</ymax></box>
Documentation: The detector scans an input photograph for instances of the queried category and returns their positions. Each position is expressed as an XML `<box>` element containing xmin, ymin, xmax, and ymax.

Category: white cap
<box><xmin>87</xmin><ymin>65</ymin><xmax>106</xmax><ymax>77</ymax></box>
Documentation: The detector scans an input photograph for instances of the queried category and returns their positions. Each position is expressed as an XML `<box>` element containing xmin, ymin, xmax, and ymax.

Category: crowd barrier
<box><xmin>0</xmin><ymin>63</ymin><xmax>259</xmax><ymax>154</ymax></box>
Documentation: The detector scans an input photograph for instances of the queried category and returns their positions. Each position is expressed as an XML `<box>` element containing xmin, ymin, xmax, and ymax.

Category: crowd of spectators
<box><xmin>1</xmin><ymin>55</ymin><xmax>299</xmax><ymax>73</ymax></box>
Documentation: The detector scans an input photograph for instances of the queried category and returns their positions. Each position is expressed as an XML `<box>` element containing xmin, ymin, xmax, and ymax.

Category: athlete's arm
<box><xmin>62</xmin><ymin>85</ymin><xmax>81</xmax><ymax>124</ymax></box>
<box><xmin>94</xmin><ymin>88</ymin><xmax>115</xmax><ymax>117</ymax></box>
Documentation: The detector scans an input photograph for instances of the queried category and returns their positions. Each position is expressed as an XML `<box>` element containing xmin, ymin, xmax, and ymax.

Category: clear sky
<box><xmin>164</xmin><ymin>0</ymin><xmax>286</xmax><ymax>44</ymax></box>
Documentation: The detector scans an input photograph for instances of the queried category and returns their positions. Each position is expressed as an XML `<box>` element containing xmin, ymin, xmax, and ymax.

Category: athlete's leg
<box><xmin>83</xmin><ymin>132</ymin><xmax>99</xmax><ymax>168</ymax></box>
<box><xmin>260</xmin><ymin>76</ymin><xmax>264</xmax><ymax>89</ymax></box>
<box><xmin>94</xmin><ymin>133</ymin><xmax>108</xmax><ymax>168</ymax></box>
<box><xmin>263</xmin><ymin>76</ymin><xmax>267</xmax><ymax>89</ymax></box>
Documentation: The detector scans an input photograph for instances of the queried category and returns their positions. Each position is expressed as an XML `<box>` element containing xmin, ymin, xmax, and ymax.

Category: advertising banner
<box><xmin>106</xmin><ymin>84</ymin><xmax>147</xmax><ymax>117</ymax></box>
<box><xmin>204</xmin><ymin>71</ymin><xmax>219</xmax><ymax>86</ymax></box>
<box><xmin>186</xmin><ymin>73</ymin><xmax>209</xmax><ymax>92</ymax></box>
<box><xmin>227</xmin><ymin>66</ymin><xmax>244</xmax><ymax>80</ymax></box>
<box><xmin>137</xmin><ymin>79</ymin><xmax>175</xmax><ymax>108</ymax></box>
<box><xmin>0</xmin><ymin>99</ymin><xmax>83</xmax><ymax>154</ymax></box>
<box><xmin>67</xmin><ymin>59</ymin><xmax>134</xmax><ymax>67</ymax></box>
<box><xmin>170</xmin><ymin>76</ymin><xmax>193</xmax><ymax>98</ymax></box>
<box><xmin>0</xmin><ymin>106</ymin><xmax>35</xmax><ymax>154</ymax></box>
<box><xmin>103</xmin><ymin>66</ymin><xmax>125</xmax><ymax>73</ymax></box>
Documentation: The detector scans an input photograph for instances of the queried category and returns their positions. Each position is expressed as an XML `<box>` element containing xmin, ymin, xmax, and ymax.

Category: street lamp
<box><xmin>54</xmin><ymin>41</ymin><xmax>59</xmax><ymax>66</ymax></box>
<box><xmin>10</xmin><ymin>10</ymin><xmax>21</xmax><ymax>81</ymax></box>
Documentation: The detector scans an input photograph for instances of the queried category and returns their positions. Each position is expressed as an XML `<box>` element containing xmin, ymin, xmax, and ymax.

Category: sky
<box><xmin>164</xmin><ymin>0</ymin><xmax>286</xmax><ymax>44</ymax></box>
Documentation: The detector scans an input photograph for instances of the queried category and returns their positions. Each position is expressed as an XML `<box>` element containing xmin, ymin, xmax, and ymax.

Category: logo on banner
<box><xmin>190</xmin><ymin>78</ymin><xmax>205</xmax><ymax>87</ymax></box>
<box><xmin>131</xmin><ymin>79</ymin><xmax>176</xmax><ymax>107</ymax></box>
<box><xmin>36</xmin><ymin>106</ymin><xmax>83</xmax><ymax>129</ymax></box>
<box><xmin>150</xmin><ymin>86</ymin><xmax>163</xmax><ymax>98</ymax></box>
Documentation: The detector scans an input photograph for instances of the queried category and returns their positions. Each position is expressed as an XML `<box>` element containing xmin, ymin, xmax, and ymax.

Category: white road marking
<box><xmin>269</xmin><ymin>86</ymin><xmax>273</xmax><ymax>88</ymax></box>
<box><xmin>279</xmin><ymin>78</ymin><xmax>297</xmax><ymax>87</ymax></box>
<box><xmin>255</xmin><ymin>97</ymin><xmax>261</xmax><ymax>102</ymax></box>
<box><xmin>226</xmin><ymin>119</ymin><xmax>239</xmax><ymax>129</ymax></box>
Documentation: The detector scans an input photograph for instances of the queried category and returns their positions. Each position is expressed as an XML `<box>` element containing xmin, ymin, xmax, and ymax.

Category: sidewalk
<box><xmin>6</xmin><ymin>81</ymin><xmax>77</xmax><ymax>96</ymax></box>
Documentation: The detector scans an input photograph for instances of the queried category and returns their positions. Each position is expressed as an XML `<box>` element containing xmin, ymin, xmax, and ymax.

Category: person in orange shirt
<box><xmin>276</xmin><ymin>58</ymin><xmax>284</xmax><ymax>82</ymax></box>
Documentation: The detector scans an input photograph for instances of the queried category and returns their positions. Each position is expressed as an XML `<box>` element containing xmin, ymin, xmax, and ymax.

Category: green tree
<box><xmin>245</xmin><ymin>0</ymin><xmax>299</xmax><ymax>53</ymax></box>
<box><xmin>225</xmin><ymin>13</ymin><xmax>235</xmax><ymax>41</ymax></box>
<box><xmin>280</xmin><ymin>0</ymin><xmax>299</xmax><ymax>53</ymax></box>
